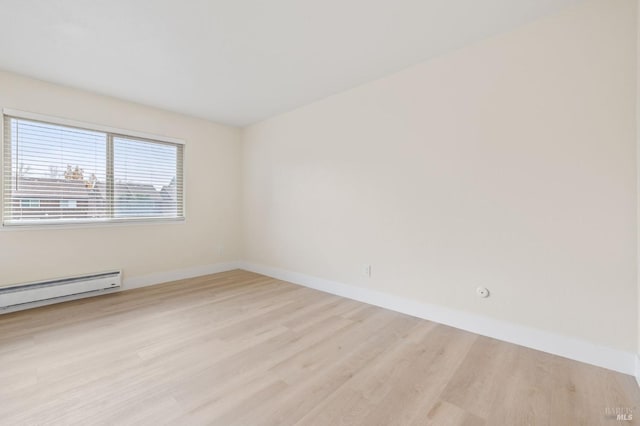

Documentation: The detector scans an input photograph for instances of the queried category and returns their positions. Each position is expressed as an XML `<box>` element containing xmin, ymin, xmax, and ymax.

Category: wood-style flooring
<box><xmin>1</xmin><ymin>269</ymin><xmax>638</xmax><ymax>425</ymax></box>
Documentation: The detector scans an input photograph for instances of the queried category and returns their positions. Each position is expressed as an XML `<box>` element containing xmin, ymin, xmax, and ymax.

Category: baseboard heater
<box><xmin>0</xmin><ymin>271</ymin><xmax>121</xmax><ymax>312</ymax></box>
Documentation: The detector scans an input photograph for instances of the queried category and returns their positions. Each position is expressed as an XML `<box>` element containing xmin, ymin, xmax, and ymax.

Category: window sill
<box><xmin>1</xmin><ymin>217</ymin><xmax>186</xmax><ymax>231</ymax></box>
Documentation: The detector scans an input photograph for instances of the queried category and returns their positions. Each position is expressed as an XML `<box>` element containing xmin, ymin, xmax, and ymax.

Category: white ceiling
<box><xmin>0</xmin><ymin>0</ymin><xmax>582</xmax><ymax>127</ymax></box>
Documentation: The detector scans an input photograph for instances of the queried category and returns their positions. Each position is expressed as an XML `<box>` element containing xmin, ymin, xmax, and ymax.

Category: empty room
<box><xmin>1</xmin><ymin>0</ymin><xmax>639</xmax><ymax>424</ymax></box>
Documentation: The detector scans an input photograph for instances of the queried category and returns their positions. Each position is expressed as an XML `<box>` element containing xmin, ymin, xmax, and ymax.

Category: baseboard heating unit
<box><xmin>0</xmin><ymin>271</ymin><xmax>121</xmax><ymax>313</ymax></box>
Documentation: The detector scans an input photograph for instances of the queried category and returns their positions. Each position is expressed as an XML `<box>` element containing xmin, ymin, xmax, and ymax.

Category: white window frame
<box><xmin>1</xmin><ymin>109</ymin><xmax>186</xmax><ymax>230</ymax></box>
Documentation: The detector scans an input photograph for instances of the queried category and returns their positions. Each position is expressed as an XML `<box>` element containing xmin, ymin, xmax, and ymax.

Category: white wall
<box><xmin>0</xmin><ymin>71</ymin><xmax>242</xmax><ymax>286</ymax></box>
<box><xmin>242</xmin><ymin>0</ymin><xmax>638</xmax><ymax>353</ymax></box>
<box><xmin>637</xmin><ymin>0</ymin><xmax>640</xmax><ymax>361</ymax></box>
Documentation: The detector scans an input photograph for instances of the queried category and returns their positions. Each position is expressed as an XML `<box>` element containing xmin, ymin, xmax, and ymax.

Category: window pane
<box><xmin>113</xmin><ymin>136</ymin><xmax>180</xmax><ymax>218</ymax></box>
<box><xmin>3</xmin><ymin>118</ymin><xmax>107</xmax><ymax>222</ymax></box>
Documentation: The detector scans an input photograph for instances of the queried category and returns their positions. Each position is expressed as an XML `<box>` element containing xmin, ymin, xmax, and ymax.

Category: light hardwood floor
<box><xmin>1</xmin><ymin>269</ymin><xmax>638</xmax><ymax>425</ymax></box>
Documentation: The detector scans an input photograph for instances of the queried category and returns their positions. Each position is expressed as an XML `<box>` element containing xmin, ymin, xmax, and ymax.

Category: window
<box><xmin>2</xmin><ymin>110</ymin><xmax>184</xmax><ymax>226</ymax></box>
<box><xmin>20</xmin><ymin>199</ymin><xmax>40</xmax><ymax>208</ymax></box>
<box><xmin>59</xmin><ymin>200</ymin><xmax>78</xmax><ymax>209</ymax></box>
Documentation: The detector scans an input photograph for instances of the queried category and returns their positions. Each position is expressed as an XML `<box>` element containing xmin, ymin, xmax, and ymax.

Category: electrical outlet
<box><xmin>476</xmin><ymin>287</ymin><xmax>490</xmax><ymax>298</ymax></box>
<box><xmin>362</xmin><ymin>264</ymin><xmax>372</xmax><ymax>278</ymax></box>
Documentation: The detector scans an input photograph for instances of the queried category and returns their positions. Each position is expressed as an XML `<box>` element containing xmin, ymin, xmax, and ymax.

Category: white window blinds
<box><xmin>2</xmin><ymin>112</ymin><xmax>184</xmax><ymax>226</ymax></box>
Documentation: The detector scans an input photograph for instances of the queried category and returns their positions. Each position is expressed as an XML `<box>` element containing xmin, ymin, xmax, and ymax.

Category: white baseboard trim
<box><xmin>123</xmin><ymin>261</ymin><xmax>241</xmax><ymax>290</ymax></box>
<box><xmin>239</xmin><ymin>261</ymin><xmax>635</xmax><ymax>376</ymax></box>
